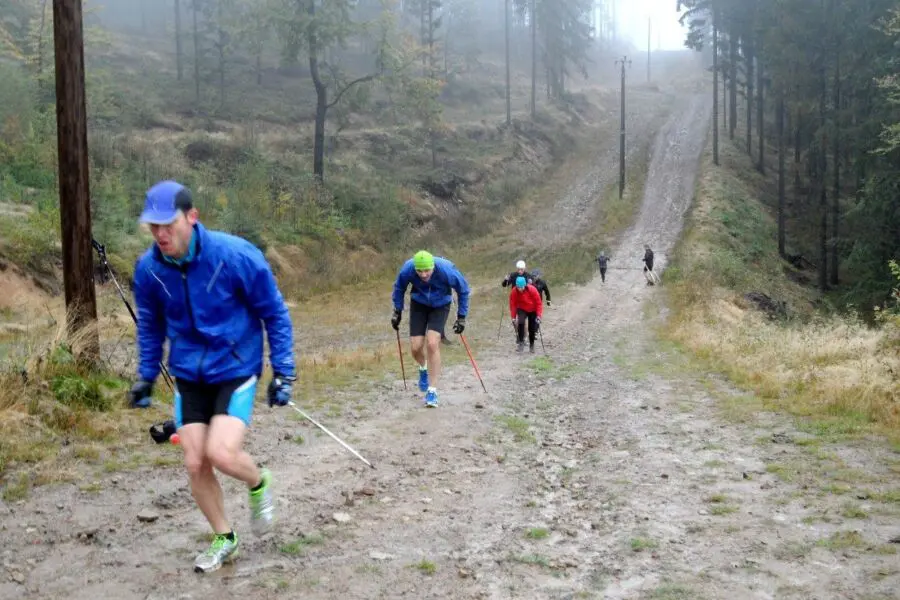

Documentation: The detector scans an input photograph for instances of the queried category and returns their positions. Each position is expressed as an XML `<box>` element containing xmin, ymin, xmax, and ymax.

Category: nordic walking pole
<box><xmin>459</xmin><ymin>334</ymin><xmax>488</xmax><ymax>394</ymax></box>
<box><xmin>92</xmin><ymin>239</ymin><xmax>174</xmax><ymax>391</ymax></box>
<box><xmin>395</xmin><ymin>329</ymin><xmax>407</xmax><ymax>390</ymax></box>
<box><xmin>495</xmin><ymin>302</ymin><xmax>505</xmax><ymax>341</ymax></box>
<box><xmin>288</xmin><ymin>401</ymin><xmax>375</xmax><ymax>469</ymax></box>
<box><xmin>538</xmin><ymin>325</ymin><xmax>546</xmax><ymax>354</ymax></box>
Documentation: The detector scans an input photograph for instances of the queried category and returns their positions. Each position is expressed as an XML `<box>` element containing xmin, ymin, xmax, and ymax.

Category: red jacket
<box><xmin>509</xmin><ymin>284</ymin><xmax>543</xmax><ymax>319</ymax></box>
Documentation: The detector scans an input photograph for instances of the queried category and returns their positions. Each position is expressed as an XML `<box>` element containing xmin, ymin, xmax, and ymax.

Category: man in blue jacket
<box><xmin>391</xmin><ymin>250</ymin><xmax>470</xmax><ymax>407</ymax></box>
<box><xmin>129</xmin><ymin>180</ymin><xmax>297</xmax><ymax>573</ymax></box>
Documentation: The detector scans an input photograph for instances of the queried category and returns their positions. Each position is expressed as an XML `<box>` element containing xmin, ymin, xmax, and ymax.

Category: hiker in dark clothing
<box><xmin>530</xmin><ymin>268</ymin><xmax>552</xmax><ymax>307</ymax></box>
<box><xmin>597</xmin><ymin>251</ymin><xmax>609</xmax><ymax>282</ymax></box>
<box><xmin>643</xmin><ymin>245</ymin><xmax>654</xmax><ymax>271</ymax></box>
<box><xmin>501</xmin><ymin>260</ymin><xmax>532</xmax><ymax>288</ymax></box>
<box><xmin>642</xmin><ymin>245</ymin><xmax>657</xmax><ymax>286</ymax></box>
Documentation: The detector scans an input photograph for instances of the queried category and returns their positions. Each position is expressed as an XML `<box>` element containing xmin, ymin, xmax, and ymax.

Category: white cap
<box><xmin>516</xmin><ymin>260</ymin><xmax>526</xmax><ymax>269</ymax></box>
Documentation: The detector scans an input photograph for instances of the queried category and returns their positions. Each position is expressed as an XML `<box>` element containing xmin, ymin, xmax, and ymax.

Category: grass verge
<box><xmin>0</xmin><ymin>312</ymin><xmax>180</xmax><ymax>499</ymax></box>
<box><xmin>661</xmin><ymin>135</ymin><xmax>900</xmax><ymax>440</ymax></box>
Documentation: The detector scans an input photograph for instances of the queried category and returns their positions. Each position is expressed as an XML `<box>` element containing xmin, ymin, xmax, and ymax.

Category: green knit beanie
<box><xmin>413</xmin><ymin>250</ymin><xmax>435</xmax><ymax>271</ymax></box>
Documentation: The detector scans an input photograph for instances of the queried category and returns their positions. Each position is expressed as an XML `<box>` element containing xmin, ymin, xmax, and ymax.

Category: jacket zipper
<box><xmin>181</xmin><ymin>266</ymin><xmax>207</xmax><ymax>382</ymax></box>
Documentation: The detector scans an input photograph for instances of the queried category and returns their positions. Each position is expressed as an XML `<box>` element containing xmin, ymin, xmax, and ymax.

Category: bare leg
<box><xmin>206</xmin><ymin>415</ymin><xmax>260</xmax><ymax>488</ymax></box>
<box><xmin>179</xmin><ymin>423</ymin><xmax>230</xmax><ymax>534</ymax></box>
<box><xmin>425</xmin><ymin>330</ymin><xmax>442</xmax><ymax>388</ymax></box>
<box><xmin>410</xmin><ymin>335</ymin><xmax>426</xmax><ymax>368</ymax></box>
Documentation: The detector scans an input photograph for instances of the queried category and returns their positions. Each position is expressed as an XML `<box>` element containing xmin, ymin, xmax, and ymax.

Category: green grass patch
<box><xmin>279</xmin><ymin>533</ymin><xmax>325</xmax><ymax>556</ymax></box>
<box><xmin>766</xmin><ymin>462</ymin><xmax>799</xmax><ymax>482</ymax></box>
<box><xmin>525</xmin><ymin>355</ymin><xmax>589</xmax><ymax>381</ymax></box>
<box><xmin>705</xmin><ymin>493</ymin><xmax>739</xmax><ymax>516</ymax></box>
<box><xmin>710</xmin><ymin>504</ymin><xmax>739</xmax><ymax>516</ymax></box>
<box><xmin>496</xmin><ymin>415</ymin><xmax>536</xmax><ymax>444</ymax></box>
<box><xmin>410</xmin><ymin>559</ymin><xmax>436</xmax><ymax>575</ymax></box>
<box><xmin>511</xmin><ymin>553</ymin><xmax>550</xmax><ymax>567</ymax></box>
<box><xmin>1</xmin><ymin>474</ymin><xmax>30</xmax><ymax>502</ymax></box>
<box><xmin>630</xmin><ymin>537</ymin><xmax>658</xmax><ymax>552</ymax></box>
<box><xmin>646</xmin><ymin>583</ymin><xmax>700</xmax><ymax>600</ymax></box>
<box><xmin>525</xmin><ymin>527</ymin><xmax>550</xmax><ymax>540</ymax></box>
<box><xmin>815</xmin><ymin>530</ymin><xmax>868</xmax><ymax>551</ymax></box>
<box><xmin>774</xmin><ymin>541</ymin><xmax>812</xmax><ymax>560</ymax></box>
<box><xmin>868</xmin><ymin>488</ymin><xmax>900</xmax><ymax>504</ymax></box>
<box><xmin>841</xmin><ymin>502</ymin><xmax>869</xmax><ymax>519</ymax></box>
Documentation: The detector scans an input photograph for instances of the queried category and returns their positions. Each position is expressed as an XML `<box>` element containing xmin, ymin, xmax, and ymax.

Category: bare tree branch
<box><xmin>326</xmin><ymin>69</ymin><xmax>382</xmax><ymax>109</ymax></box>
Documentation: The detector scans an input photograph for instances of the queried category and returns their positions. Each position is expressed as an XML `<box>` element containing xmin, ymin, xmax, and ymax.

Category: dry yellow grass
<box><xmin>664</xmin><ymin>139</ymin><xmax>900</xmax><ymax>438</ymax></box>
<box><xmin>0</xmin><ymin>291</ymin><xmax>178</xmax><ymax>494</ymax></box>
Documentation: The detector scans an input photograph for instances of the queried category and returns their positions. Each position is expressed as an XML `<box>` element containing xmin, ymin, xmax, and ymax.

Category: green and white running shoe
<box><xmin>194</xmin><ymin>532</ymin><xmax>238</xmax><ymax>573</ymax></box>
<box><xmin>249</xmin><ymin>468</ymin><xmax>275</xmax><ymax>536</ymax></box>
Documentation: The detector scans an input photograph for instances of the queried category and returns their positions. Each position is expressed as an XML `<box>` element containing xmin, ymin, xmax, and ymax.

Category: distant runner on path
<box><xmin>597</xmin><ymin>251</ymin><xmax>609</xmax><ymax>282</ymax></box>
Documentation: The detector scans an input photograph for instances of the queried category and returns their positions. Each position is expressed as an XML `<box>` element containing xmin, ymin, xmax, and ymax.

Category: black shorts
<box><xmin>173</xmin><ymin>375</ymin><xmax>258</xmax><ymax>428</ymax></box>
<box><xmin>409</xmin><ymin>300</ymin><xmax>450</xmax><ymax>337</ymax></box>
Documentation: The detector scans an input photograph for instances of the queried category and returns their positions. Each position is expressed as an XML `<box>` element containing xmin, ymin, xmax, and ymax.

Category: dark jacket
<box><xmin>597</xmin><ymin>255</ymin><xmax>609</xmax><ymax>269</ymax></box>
<box><xmin>532</xmin><ymin>278</ymin><xmax>551</xmax><ymax>302</ymax></box>
<box><xmin>643</xmin><ymin>248</ymin><xmax>654</xmax><ymax>271</ymax></box>
<box><xmin>501</xmin><ymin>271</ymin><xmax>533</xmax><ymax>287</ymax></box>
<box><xmin>133</xmin><ymin>223</ymin><xmax>296</xmax><ymax>384</ymax></box>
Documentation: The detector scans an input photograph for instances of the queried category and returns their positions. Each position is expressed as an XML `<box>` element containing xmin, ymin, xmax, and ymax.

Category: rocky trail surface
<box><xmin>2</xmin><ymin>90</ymin><xmax>899</xmax><ymax>600</ymax></box>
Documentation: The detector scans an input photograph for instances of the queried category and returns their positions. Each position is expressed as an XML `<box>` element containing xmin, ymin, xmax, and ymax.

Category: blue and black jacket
<box><xmin>392</xmin><ymin>257</ymin><xmax>470</xmax><ymax>317</ymax></box>
<box><xmin>132</xmin><ymin>223</ymin><xmax>296</xmax><ymax>385</ymax></box>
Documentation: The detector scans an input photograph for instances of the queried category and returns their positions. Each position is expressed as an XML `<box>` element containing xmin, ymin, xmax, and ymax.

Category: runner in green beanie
<box><xmin>413</xmin><ymin>250</ymin><xmax>435</xmax><ymax>271</ymax></box>
<box><xmin>391</xmin><ymin>250</ymin><xmax>471</xmax><ymax>407</ymax></box>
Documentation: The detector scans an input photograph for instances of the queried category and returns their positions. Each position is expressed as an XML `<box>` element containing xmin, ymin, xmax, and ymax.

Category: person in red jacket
<box><xmin>509</xmin><ymin>275</ymin><xmax>543</xmax><ymax>353</ymax></box>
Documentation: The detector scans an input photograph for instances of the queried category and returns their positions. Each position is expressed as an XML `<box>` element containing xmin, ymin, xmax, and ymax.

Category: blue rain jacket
<box><xmin>132</xmin><ymin>223</ymin><xmax>296</xmax><ymax>384</ymax></box>
<box><xmin>392</xmin><ymin>256</ymin><xmax>470</xmax><ymax>317</ymax></box>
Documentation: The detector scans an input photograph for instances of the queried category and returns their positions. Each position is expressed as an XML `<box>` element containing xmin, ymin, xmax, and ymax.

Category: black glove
<box><xmin>501</xmin><ymin>277</ymin><xmax>510</xmax><ymax>287</ymax></box>
<box><xmin>391</xmin><ymin>308</ymin><xmax>402</xmax><ymax>331</ymax></box>
<box><xmin>453</xmin><ymin>316</ymin><xmax>466</xmax><ymax>334</ymax></box>
<box><xmin>535</xmin><ymin>316</ymin><xmax>542</xmax><ymax>330</ymax></box>
<box><xmin>128</xmin><ymin>380</ymin><xmax>153</xmax><ymax>408</ymax></box>
<box><xmin>267</xmin><ymin>374</ymin><xmax>295</xmax><ymax>407</ymax></box>
<box><xmin>149</xmin><ymin>419</ymin><xmax>177</xmax><ymax>444</ymax></box>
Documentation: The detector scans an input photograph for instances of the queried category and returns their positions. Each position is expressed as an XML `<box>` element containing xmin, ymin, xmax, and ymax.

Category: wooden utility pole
<box><xmin>712</xmin><ymin>5</ymin><xmax>719</xmax><ymax>166</ymax></box>
<box><xmin>530</xmin><ymin>0</ymin><xmax>536</xmax><ymax>118</ymax></box>
<box><xmin>615</xmin><ymin>55</ymin><xmax>631</xmax><ymax>199</ymax></box>
<box><xmin>505</xmin><ymin>0</ymin><xmax>511</xmax><ymax>126</ymax></box>
<box><xmin>192</xmin><ymin>0</ymin><xmax>201</xmax><ymax>103</ymax></box>
<box><xmin>777</xmin><ymin>89</ymin><xmax>786</xmax><ymax>258</ymax></box>
<box><xmin>175</xmin><ymin>0</ymin><xmax>183</xmax><ymax>80</ymax></box>
<box><xmin>52</xmin><ymin>0</ymin><xmax>99</xmax><ymax>363</ymax></box>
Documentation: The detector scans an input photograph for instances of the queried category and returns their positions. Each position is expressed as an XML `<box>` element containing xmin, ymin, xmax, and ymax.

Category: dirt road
<box><xmin>3</xmin><ymin>91</ymin><xmax>899</xmax><ymax>600</ymax></box>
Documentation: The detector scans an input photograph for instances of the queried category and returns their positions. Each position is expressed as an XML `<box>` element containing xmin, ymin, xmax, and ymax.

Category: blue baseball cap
<box><xmin>515</xmin><ymin>276</ymin><xmax>526</xmax><ymax>289</ymax></box>
<box><xmin>139</xmin><ymin>180</ymin><xmax>193</xmax><ymax>225</ymax></box>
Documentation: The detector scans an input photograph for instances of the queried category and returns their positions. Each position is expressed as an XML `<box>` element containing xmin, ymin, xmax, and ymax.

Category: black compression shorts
<box><xmin>408</xmin><ymin>300</ymin><xmax>450</xmax><ymax>337</ymax></box>
<box><xmin>174</xmin><ymin>375</ymin><xmax>258</xmax><ymax>428</ymax></box>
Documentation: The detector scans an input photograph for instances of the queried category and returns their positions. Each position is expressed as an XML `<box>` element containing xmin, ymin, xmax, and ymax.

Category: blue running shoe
<box><xmin>424</xmin><ymin>388</ymin><xmax>438</xmax><ymax>408</ymax></box>
<box><xmin>418</xmin><ymin>367</ymin><xmax>429</xmax><ymax>392</ymax></box>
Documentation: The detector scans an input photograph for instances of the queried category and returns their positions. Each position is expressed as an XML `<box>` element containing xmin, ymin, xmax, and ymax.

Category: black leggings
<box><xmin>516</xmin><ymin>309</ymin><xmax>538</xmax><ymax>344</ymax></box>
